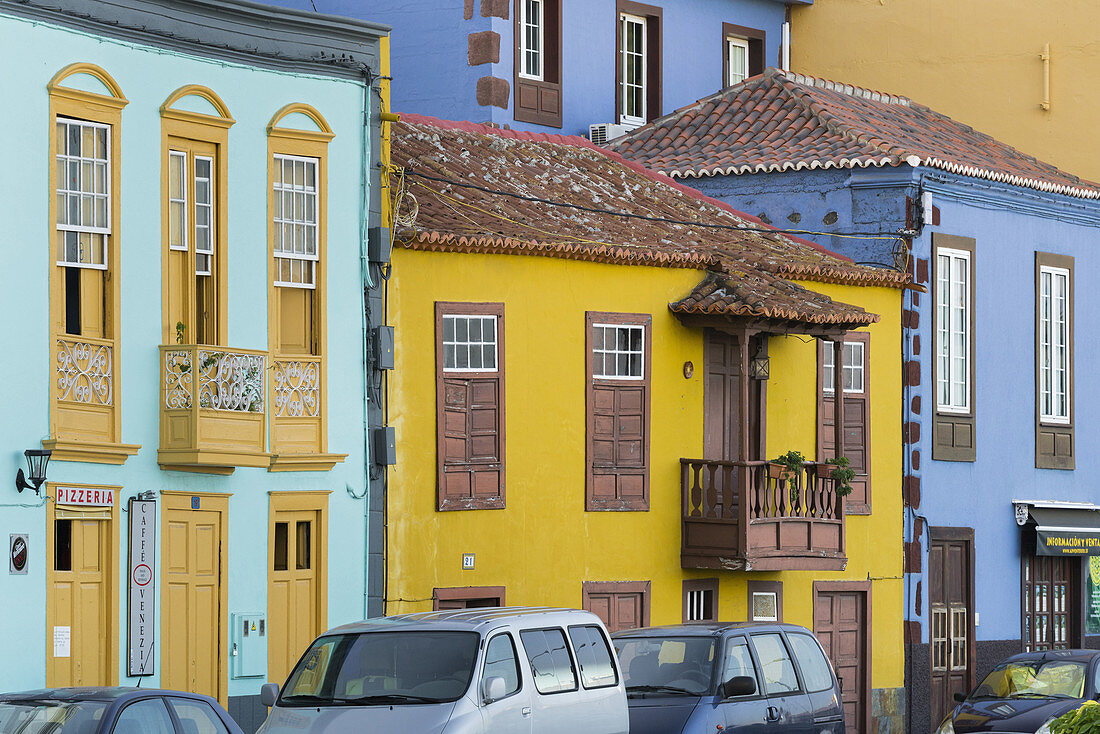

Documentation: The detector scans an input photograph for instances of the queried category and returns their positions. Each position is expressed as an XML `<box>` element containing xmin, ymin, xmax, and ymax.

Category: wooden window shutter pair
<box><xmin>435</xmin><ymin>303</ymin><xmax>506</xmax><ymax>511</ymax></box>
<box><xmin>817</xmin><ymin>332</ymin><xmax>871</xmax><ymax>514</ymax></box>
<box><xmin>931</xmin><ymin>233</ymin><xmax>977</xmax><ymax>462</ymax></box>
<box><xmin>586</xmin><ymin>312</ymin><xmax>651</xmax><ymax>511</ymax></box>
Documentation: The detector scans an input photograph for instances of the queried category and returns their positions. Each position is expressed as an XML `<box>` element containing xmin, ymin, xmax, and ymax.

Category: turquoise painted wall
<box><xmin>0</xmin><ymin>11</ymin><xmax>371</xmax><ymax>697</ymax></box>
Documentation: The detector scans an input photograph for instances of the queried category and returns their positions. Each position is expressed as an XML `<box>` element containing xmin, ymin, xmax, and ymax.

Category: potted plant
<box><xmin>769</xmin><ymin>450</ymin><xmax>805</xmax><ymax>482</ymax></box>
<box><xmin>825</xmin><ymin>456</ymin><xmax>856</xmax><ymax>497</ymax></box>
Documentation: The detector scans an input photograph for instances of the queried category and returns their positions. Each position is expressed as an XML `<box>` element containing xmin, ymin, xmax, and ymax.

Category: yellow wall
<box><xmin>791</xmin><ymin>0</ymin><xmax>1100</xmax><ymax>182</ymax></box>
<box><xmin>388</xmin><ymin>248</ymin><xmax>902</xmax><ymax>689</ymax></box>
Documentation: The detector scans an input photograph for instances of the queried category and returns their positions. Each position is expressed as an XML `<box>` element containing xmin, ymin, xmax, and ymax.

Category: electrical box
<box><xmin>368</xmin><ymin>226</ymin><xmax>392</xmax><ymax>263</ymax></box>
<box><xmin>372</xmin><ymin>326</ymin><xmax>395</xmax><ymax>370</ymax></box>
<box><xmin>373</xmin><ymin>426</ymin><xmax>397</xmax><ymax>466</ymax></box>
<box><xmin>230</xmin><ymin>612</ymin><xmax>266</xmax><ymax>679</ymax></box>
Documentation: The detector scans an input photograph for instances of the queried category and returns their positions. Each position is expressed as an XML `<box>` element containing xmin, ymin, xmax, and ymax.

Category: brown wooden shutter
<box><xmin>513</xmin><ymin>0</ymin><xmax>563</xmax><ymax>128</ymax></box>
<box><xmin>582</xmin><ymin>581</ymin><xmax>650</xmax><ymax>633</ymax></box>
<box><xmin>817</xmin><ymin>332</ymin><xmax>871</xmax><ymax>514</ymax></box>
<box><xmin>932</xmin><ymin>233</ymin><xmax>977</xmax><ymax>462</ymax></box>
<box><xmin>586</xmin><ymin>312</ymin><xmax>651</xmax><ymax>511</ymax></box>
<box><xmin>1035</xmin><ymin>252</ymin><xmax>1074</xmax><ymax>470</ymax></box>
<box><xmin>436</xmin><ymin>302</ymin><xmax>506</xmax><ymax>511</ymax></box>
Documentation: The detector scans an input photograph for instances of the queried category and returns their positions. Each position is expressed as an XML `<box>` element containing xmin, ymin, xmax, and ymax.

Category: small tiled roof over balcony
<box><xmin>610</xmin><ymin>67</ymin><xmax>1100</xmax><ymax>199</ymax></box>
<box><xmin>390</xmin><ymin>114</ymin><xmax>907</xmax><ymax>332</ymax></box>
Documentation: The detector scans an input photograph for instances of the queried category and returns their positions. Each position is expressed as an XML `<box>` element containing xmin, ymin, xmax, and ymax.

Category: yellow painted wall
<box><xmin>388</xmin><ymin>248</ymin><xmax>903</xmax><ymax>690</ymax></box>
<box><xmin>791</xmin><ymin>0</ymin><xmax>1100</xmax><ymax>182</ymax></box>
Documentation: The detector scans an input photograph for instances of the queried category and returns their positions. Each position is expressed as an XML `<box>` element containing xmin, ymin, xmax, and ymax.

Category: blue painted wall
<box><xmin>693</xmin><ymin>162</ymin><xmax>1100</xmax><ymax>654</ymax></box>
<box><xmin>0</xmin><ymin>9</ymin><xmax>372</xmax><ymax>700</ymax></box>
<box><xmin>263</xmin><ymin>0</ymin><xmax>793</xmax><ymax>135</ymax></box>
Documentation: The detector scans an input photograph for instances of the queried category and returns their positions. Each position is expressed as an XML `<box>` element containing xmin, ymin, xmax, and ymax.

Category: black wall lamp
<box><xmin>16</xmin><ymin>449</ymin><xmax>51</xmax><ymax>494</ymax></box>
<box><xmin>749</xmin><ymin>342</ymin><xmax>770</xmax><ymax>381</ymax></box>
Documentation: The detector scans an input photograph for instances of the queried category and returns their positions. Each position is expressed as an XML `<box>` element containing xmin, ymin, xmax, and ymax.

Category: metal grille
<box><xmin>752</xmin><ymin>591</ymin><xmax>778</xmax><ymax>622</ymax></box>
<box><xmin>686</xmin><ymin>589</ymin><xmax>713</xmax><ymax>622</ymax></box>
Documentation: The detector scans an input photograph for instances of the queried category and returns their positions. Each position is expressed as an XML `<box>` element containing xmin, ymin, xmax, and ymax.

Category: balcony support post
<box><xmin>738</xmin><ymin>330</ymin><xmax>752</xmax><ymax>557</ymax></box>
<box><xmin>832</xmin><ymin>339</ymin><xmax>846</xmax><ymax>554</ymax></box>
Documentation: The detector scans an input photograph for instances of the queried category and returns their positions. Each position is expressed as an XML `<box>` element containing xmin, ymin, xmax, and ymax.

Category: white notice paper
<box><xmin>53</xmin><ymin>626</ymin><xmax>71</xmax><ymax>658</ymax></box>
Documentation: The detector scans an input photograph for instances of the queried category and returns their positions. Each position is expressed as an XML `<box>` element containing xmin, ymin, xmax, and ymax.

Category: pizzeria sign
<box><xmin>55</xmin><ymin>486</ymin><xmax>115</xmax><ymax>507</ymax></box>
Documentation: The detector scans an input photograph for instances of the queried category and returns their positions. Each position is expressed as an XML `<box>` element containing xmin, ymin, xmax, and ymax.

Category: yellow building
<box><xmin>791</xmin><ymin>0</ymin><xmax>1100</xmax><ymax>182</ymax></box>
<box><xmin>385</xmin><ymin>115</ymin><xmax>908</xmax><ymax>734</ymax></box>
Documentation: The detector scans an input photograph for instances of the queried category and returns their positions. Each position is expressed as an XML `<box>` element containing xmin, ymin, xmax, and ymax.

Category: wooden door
<box><xmin>583</xmin><ymin>581</ymin><xmax>650</xmax><ymax>633</ymax></box>
<box><xmin>930</xmin><ymin>529</ymin><xmax>975</xmax><ymax>726</ymax></box>
<box><xmin>815</xmin><ymin>585</ymin><xmax>869</xmax><ymax>734</ymax></box>
<box><xmin>269</xmin><ymin>509</ymin><xmax>322</xmax><ymax>686</ymax></box>
<box><xmin>705</xmin><ymin>331</ymin><xmax>741</xmax><ymax>462</ymax></box>
<box><xmin>1023</xmin><ymin>555</ymin><xmax>1079</xmax><ymax>652</ymax></box>
<box><xmin>818</xmin><ymin>335</ymin><xmax>871</xmax><ymax>512</ymax></box>
<box><xmin>47</xmin><ymin>516</ymin><xmax>112</xmax><ymax>686</ymax></box>
<box><xmin>163</xmin><ymin>495</ymin><xmax>226</xmax><ymax>703</ymax></box>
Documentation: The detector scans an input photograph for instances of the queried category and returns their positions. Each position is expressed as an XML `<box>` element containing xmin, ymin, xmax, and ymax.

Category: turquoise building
<box><xmin>0</xmin><ymin>0</ymin><xmax>388</xmax><ymax>729</ymax></box>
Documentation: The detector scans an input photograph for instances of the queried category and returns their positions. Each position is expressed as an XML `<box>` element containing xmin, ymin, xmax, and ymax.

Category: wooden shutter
<box><xmin>1035</xmin><ymin>252</ymin><xmax>1074</xmax><ymax>470</ymax></box>
<box><xmin>818</xmin><ymin>333</ymin><xmax>871</xmax><ymax>514</ymax></box>
<box><xmin>436</xmin><ymin>303</ymin><xmax>506</xmax><ymax>511</ymax></box>
<box><xmin>513</xmin><ymin>0</ymin><xmax>563</xmax><ymax>128</ymax></box>
<box><xmin>932</xmin><ymin>233</ymin><xmax>976</xmax><ymax>462</ymax></box>
<box><xmin>586</xmin><ymin>312</ymin><xmax>651</xmax><ymax>511</ymax></box>
<box><xmin>583</xmin><ymin>581</ymin><xmax>650</xmax><ymax>633</ymax></box>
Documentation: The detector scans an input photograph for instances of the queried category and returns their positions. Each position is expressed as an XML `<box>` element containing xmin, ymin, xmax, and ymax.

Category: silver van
<box><xmin>256</xmin><ymin>607</ymin><xmax>629</xmax><ymax>734</ymax></box>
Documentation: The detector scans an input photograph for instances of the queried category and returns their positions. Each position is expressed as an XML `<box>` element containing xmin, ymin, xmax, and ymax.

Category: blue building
<box><xmin>263</xmin><ymin>0</ymin><xmax>808</xmax><ymax>138</ymax></box>
<box><xmin>0</xmin><ymin>0</ymin><xmax>388</xmax><ymax>729</ymax></box>
<box><xmin>613</xmin><ymin>68</ymin><xmax>1100</xmax><ymax>734</ymax></box>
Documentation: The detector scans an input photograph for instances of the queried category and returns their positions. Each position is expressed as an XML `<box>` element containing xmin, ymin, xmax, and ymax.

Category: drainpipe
<box><xmin>781</xmin><ymin>21</ymin><xmax>791</xmax><ymax>71</ymax></box>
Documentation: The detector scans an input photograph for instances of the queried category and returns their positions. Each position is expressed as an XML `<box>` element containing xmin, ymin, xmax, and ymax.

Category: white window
<box><xmin>56</xmin><ymin>117</ymin><xmax>110</xmax><ymax>269</ymax></box>
<box><xmin>1039</xmin><ymin>266</ymin><xmax>1070</xmax><ymax>423</ymax></box>
<box><xmin>751</xmin><ymin>592</ymin><xmax>778</xmax><ymax>622</ymax></box>
<box><xmin>592</xmin><ymin>323</ymin><xmax>644</xmax><ymax>379</ymax></box>
<box><xmin>620</xmin><ymin>13</ymin><xmax>646</xmax><ymax>125</ymax></box>
<box><xmin>936</xmin><ymin>247</ymin><xmax>971</xmax><ymax>413</ymax></box>
<box><xmin>194</xmin><ymin>156</ymin><xmax>214</xmax><ymax>276</ymax></box>
<box><xmin>273</xmin><ymin>154</ymin><xmax>319</xmax><ymax>288</ymax></box>
<box><xmin>686</xmin><ymin>589</ymin><xmax>714</xmax><ymax>622</ymax></box>
<box><xmin>168</xmin><ymin>151</ymin><xmax>188</xmax><ymax>252</ymax></box>
<box><xmin>823</xmin><ymin>341</ymin><xmax>865</xmax><ymax>394</ymax></box>
<box><xmin>520</xmin><ymin>0</ymin><xmax>544</xmax><ymax>80</ymax></box>
<box><xmin>442</xmin><ymin>315</ymin><xmax>498</xmax><ymax>372</ymax></box>
<box><xmin>726</xmin><ymin>36</ymin><xmax>749</xmax><ymax>86</ymax></box>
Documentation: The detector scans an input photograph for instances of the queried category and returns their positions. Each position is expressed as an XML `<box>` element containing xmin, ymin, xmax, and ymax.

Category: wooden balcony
<box><xmin>158</xmin><ymin>345</ymin><xmax>269</xmax><ymax>474</ymax></box>
<box><xmin>681</xmin><ymin>459</ymin><xmax>846</xmax><ymax>571</ymax></box>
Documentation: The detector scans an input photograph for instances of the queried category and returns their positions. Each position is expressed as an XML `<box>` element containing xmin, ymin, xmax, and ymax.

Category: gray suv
<box><xmin>612</xmin><ymin>623</ymin><xmax>844</xmax><ymax>734</ymax></box>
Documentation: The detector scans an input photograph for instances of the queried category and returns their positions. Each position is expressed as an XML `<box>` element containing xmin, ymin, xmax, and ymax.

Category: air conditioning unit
<box><xmin>588</xmin><ymin>122</ymin><xmax>634</xmax><ymax>146</ymax></box>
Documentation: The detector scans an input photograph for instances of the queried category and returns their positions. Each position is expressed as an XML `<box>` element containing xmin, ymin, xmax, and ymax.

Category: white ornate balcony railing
<box><xmin>272</xmin><ymin>357</ymin><xmax>321</xmax><ymax>418</ymax></box>
<box><xmin>56</xmin><ymin>337</ymin><xmax>113</xmax><ymax>405</ymax></box>
<box><xmin>162</xmin><ymin>346</ymin><xmax>265</xmax><ymax>414</ymax></box>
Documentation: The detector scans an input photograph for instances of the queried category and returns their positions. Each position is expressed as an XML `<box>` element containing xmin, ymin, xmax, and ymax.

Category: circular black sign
<box><xmin>11</xmin><ymin>537</ymin><xmax>26</xmax><ymax>572</ymax></box>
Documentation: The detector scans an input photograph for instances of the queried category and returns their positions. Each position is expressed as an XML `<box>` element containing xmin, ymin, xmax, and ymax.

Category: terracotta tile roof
<box><xmin>391</xmin><ymin>114</ymin><xmax>905</xmax><ymax>328</ymax></box>
<box><xmin>670</xmin><ymin>273</ymin><xmax>878</xmax><ymax>326</ymax></box>
<box><xmin>610</xmin><ymin>68</ymin><xmax>1100</xmax><ymax>200</ymax></box>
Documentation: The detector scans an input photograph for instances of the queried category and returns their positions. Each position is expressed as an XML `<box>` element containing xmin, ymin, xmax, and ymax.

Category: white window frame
<box><xmin>193</xmin><ymin>155</ymin><xmax>215</xmax><ymax>277</ymax></box>
<box><xmin>168</xmin><ymin>150</ymin><xmax>189</xmax><ymax>253</ymax></box>
<box><xmin>751</xmin><ymin>591</ymin><xmax>779</xmax><ymax>622</ymax></box>
<box><xmin>823</xmin><ymin>340</ymin><xmax>865</xmax><ymax>394</ymax></box>
<box><xmin>56</xmin><ymin>117</ymin><xmax>111</xmax><ymax>270</ymax></box>
<box><xmin>592</xmin><ymin>323</ymin><xmax>645</xmax><ymax>380</ymax></box>
<box><xmin>442</xmin><ymin>315</ymin><xmax>499</xmax><ymax>374</ymax></box>
<box><xmin>726</xmin><ymin>36</ymin><xmax>750</xmax><ymax>86</ymax></box>
<box><xmin>619</xmin><ymin>13</ymin><xmax>647</xmax><ymax>126</ymax></box>
<box><xmin>273</xmin><ymin>153</ymin><xmax>320</xmax><ymax>289</ymax></box>
<box><xmin>936</xmin><ymin>247</ymin><xmax>971</xmax><ymax>414</ymax></box>
<box><xmin>1039</xmin><ymin>265</ymin><xmax>1070</xmax><ymax>424</ymax></box>
<box><xmin>519</xmin><ymin>0</ymin><xmax>544</xmax><ymax>81</ymax></box>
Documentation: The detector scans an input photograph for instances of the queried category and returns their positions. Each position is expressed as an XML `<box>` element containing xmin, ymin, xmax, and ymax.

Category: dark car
<box><xmin>612</xmin><ymin>622</ymin><xmax>844</xmax><ymax>734</ymax></box>
<box><xmin>0</xmin><ymin>687</ymin><xmax>244</xmax><ymax>734</ymax></box>
<box><xmin>937</xmin><ymin>650</ymin><xmax>1100</xmax><ymax>734</ymax></box>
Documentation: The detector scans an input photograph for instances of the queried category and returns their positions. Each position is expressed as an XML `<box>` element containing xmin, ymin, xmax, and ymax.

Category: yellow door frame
<box><xmin>160</xmin><ymin>490</ymin><xmax>231</xmax><ymax>707</ymax></box>
<box><xmin>267</xmin><ymin>490</ymin><xmax>330</xmax><ymax>684</ymax></box>
<box><xmin>45</xmin><ymin>482</ymin><xmax>121</xmax><ymax>686</ymax></box>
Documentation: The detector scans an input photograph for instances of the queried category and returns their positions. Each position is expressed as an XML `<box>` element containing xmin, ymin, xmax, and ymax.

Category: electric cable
<box><xmin>402</xmin><ymin>168</ymin><xmax>911</xmax><ymax>242</ymax></box>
